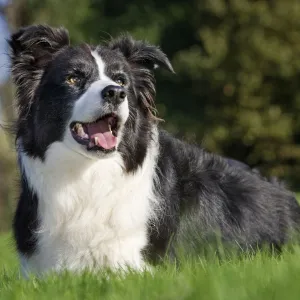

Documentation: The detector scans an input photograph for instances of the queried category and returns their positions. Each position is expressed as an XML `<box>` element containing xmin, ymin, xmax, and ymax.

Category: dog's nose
<box><xmin>101</xmin><ymin>85</ymin><xmax>126</xmax><ymax>105</ymax></box>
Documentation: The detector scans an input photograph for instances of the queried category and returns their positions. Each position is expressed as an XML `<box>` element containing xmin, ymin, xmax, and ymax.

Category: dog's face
<box><xmin>9</xmin><ymin>25</ymin><xmax>173</xmax><ymax>171</ymax></box>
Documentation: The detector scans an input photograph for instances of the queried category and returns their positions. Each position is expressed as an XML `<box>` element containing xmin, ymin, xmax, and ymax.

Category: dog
<box><xmin>8</xmin><ymin>25</ymin><xmax>300</xmax><ymax>276</ymax></box>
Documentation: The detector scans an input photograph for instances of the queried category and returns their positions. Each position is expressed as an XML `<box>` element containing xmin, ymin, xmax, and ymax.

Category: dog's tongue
<box><xmin>87</xmin><ymin>118</ymin><xmax>116</xmax><ymax>150</ymax></box>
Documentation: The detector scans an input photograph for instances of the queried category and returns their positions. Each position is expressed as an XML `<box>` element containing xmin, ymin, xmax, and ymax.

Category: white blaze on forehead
<box><xmin>91</xmin><ymin>50</ymin><xmax>111</xmax><ymax>81</ymax></box>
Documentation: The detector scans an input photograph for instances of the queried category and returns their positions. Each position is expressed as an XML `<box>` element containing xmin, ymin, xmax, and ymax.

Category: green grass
<box><xmin>2</xmin><ymin>235</ymin><xmax>300</xmax><ymax>299</ymax></box>
<box><xmin>1</xmin><ymin>194</ymin><xmax>300</xmax><ymax>299</ymax></box>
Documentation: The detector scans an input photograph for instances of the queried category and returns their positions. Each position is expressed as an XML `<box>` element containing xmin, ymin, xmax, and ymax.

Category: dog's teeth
<box><xmin>94</xmin><ymin>137</ymin><xmax>98</xmax><ymax>145</ymax></box>
<box><xmin>108</xmin><ymin>124</ymin><xmax>112</xmax><ymax>134</ymax></box>
<box><xmin>78</xmin><ymin>126</ymin><xmax>85</xmax><ymax>137</ymax></box>
<box><xmin>73</xmin><ymin>123</ymin><xmax>83</xmax><ymax>133</ymax></box>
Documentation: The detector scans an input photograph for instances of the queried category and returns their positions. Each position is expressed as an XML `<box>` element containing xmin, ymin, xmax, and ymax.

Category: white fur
<box><xmin>18</xmin><ymin>127</ymin><xmax>159</xmax><ymax>275</ymax></box>
<box><xmin>64</xmin><ymin>51</ymin><xmax>129</xmax><ymax>160</ymax></box>
<box><xmin>17</xmin><ymin>50</ymin><xmax>160</xmax><ymax>276</ymax></box>
<box><xmin>91</xmin><ymin>51</ymin><xmax>111</xmax><ymax>81</ymax></box>
<box><xmin>71</xmin><ymin>51</ymin><xmax>129</xmax><ymax>126</ymax></box>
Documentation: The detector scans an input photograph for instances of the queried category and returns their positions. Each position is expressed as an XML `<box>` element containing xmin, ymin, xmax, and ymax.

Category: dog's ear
<box><xmin>109</xmin><ymin>35</ymin><xmax>174</xmax><ymax>73</ymax></box>
<box><xmin>109</xmin><ymin>35</ymin><xmax>174</xmax><ymax>119</ymax></box>
<box><xmin>8</xmin><ymin>25</ymin><xmax>69</xmax><ymax>111</ymax></box>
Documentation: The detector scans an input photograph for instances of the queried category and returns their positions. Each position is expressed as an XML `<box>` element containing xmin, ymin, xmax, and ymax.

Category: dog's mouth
<box><xmin>70</xmin><ymin>113</ymin><xmax>119</xmax><ymax>151</ymax></box>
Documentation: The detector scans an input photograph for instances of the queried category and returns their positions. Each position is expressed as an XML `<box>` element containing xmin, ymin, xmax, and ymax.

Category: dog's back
<box><xmin>146</xmin><ymin>130</ymin><xmax>300</xmax><ymax>261</ymax></box>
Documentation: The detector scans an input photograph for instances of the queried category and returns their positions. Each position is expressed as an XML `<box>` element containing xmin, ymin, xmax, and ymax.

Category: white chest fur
<box><xmin>18</xmin><ymin>138</ymin><xmax>159</xmax><ymax>275</ymax></box>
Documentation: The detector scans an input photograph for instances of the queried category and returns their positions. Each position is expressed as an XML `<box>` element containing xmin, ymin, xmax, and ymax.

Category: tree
<box><xmin>164</xmin><ymin>0</ymin><xmax>300</xmax><ymax>185</ymax></box>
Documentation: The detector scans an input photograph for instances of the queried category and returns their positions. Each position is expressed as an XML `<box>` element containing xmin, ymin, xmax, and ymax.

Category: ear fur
<box><xmin>108</xmin><ymin>35</ymin><xmax>174</xmax><ymax>119</ymax></box>
<box><xmin>8</xmin><ymin>24</ymin><xmax>69</xmax><ymax>112</ymax></box>
<box><xmin>109</xmin><ymin>34</ymin><xmax>174</xmax><ymax>73</ymax></box>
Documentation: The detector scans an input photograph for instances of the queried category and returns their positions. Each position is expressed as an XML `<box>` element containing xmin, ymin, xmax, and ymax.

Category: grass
<box><xmin>2</xmin><ymin>236</ymin><xmax>300</xmax><ymax>298</ymax></box>
<box><xmin>1</xmin><ymin>194</ymin><xmax>300</xmax><ymax>299</ymax></box>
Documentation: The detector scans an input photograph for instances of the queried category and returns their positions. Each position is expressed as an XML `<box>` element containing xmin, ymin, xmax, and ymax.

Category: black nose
<box><xmin>101</xmin><ymin>85</ymin><xmax>126</xmax><ymax>105</ymax></box>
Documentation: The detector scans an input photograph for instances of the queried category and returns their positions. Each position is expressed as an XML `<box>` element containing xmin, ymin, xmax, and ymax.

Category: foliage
<box><xmin>0</xmin><ymin>128</ymin><xmax>16</xmax><ymax>231</ymax></box>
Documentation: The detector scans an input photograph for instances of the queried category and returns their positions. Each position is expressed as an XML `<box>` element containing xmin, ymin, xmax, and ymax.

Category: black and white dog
<box><xmin>9</xmin><ymin>25</ymin><xmax>300</xmax><ymax>276</ymax></box>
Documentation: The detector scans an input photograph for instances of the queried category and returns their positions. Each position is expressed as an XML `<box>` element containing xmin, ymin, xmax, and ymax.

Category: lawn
<box><xmin>1</xmin><ymin>195</ymin><xmax>300</xmax><ymax>299</ymax></box>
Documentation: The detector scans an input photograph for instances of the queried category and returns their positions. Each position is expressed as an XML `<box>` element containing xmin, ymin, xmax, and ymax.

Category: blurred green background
<box><xmin>1</xmin><ymin>0</ymin><xmax>300</xmax><ymax>232</ymax></box>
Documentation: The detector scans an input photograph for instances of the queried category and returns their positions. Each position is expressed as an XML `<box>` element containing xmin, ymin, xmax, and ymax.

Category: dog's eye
<box><xmin>66</xmin><ymin>76</ymin><xmax>81</xmax><ymax>85</ymax></box>
<box><xmin>115</xmin><ymin>77</ymin><xmax>126</xmax><ymax>87</ymax></box>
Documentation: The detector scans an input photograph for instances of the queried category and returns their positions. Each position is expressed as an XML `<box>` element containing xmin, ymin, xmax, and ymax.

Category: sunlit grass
<box><xmin>1</xmin><ymin>229</ymin><xmax>300</xmax><ymax>299</ymax></box>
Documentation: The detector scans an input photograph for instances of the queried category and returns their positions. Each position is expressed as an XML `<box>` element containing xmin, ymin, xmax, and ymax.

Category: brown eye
<box><xmin>115</xmin><ymin>78</ymin><xmax>125</xmax><ymax>86</ymax></box>
<box><xmin>66</xmin><ymin>76</ymin><xmax>80</xmax><ymax>85</ymax></box>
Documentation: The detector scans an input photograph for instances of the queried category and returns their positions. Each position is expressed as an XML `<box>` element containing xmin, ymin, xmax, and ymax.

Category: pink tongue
<box><xmin>87</xmin><ymin>119</ymin><xmax>117</xmax><ymax>150</ymax></box>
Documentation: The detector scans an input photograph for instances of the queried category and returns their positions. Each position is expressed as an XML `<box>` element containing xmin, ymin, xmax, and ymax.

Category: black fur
<box><xmin>109</xmin><ymin>35</ymin><xmax>174</xmax><ymax>119</ymax></box>
<box><xmin>9</xmin><ymin>25</ymin><xmax>300</xmax><ymax>265</ymax></box>
<box><xmin>13</xmin><ymin>174</ymin><xmax>39</xmax><ymax>256</ymax></box>
<box><xmin>148</xmin><ymin>132</ymin><xmax>300</xmax><ymax>261</ymax></box>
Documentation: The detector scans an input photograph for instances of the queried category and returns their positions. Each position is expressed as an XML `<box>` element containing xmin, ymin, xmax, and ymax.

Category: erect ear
<box><xmin>8</xmin><ymin>24</ymin><xmax>69</xmax><ymax>111</ymax></box>
<box><xmin>108</xmin><ymin>35</ymin><xmax>174</xmax><ymax>119</ymax></box>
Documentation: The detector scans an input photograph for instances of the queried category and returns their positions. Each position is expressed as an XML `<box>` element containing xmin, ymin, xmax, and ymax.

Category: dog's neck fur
<box><xmin>17</xmin><ymin>127</ymin><xmax>160</xmax><ymax>275</ymax></box>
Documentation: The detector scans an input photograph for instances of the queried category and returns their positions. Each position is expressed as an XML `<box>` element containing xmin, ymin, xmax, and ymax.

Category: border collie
<box><xmin>9</xmin><ymin>25</ymin><xmax>300</xmax><ymax>276</ymax></box>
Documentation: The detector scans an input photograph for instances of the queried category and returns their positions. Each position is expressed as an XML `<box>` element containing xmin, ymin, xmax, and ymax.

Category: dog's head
<box><xmin>9</xmin><ymin>25</ymin><xmax>173</xmax><ymax>172</ymax></box>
